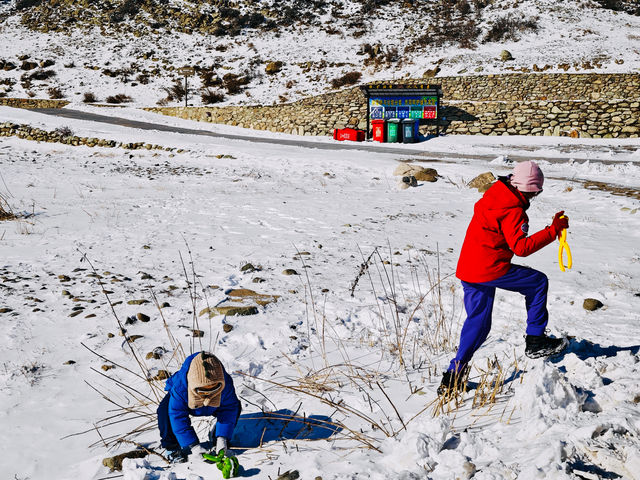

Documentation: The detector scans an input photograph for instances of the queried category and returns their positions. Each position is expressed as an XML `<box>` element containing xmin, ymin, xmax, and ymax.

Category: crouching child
<box><xmin>157</xmin><ymin>351</ymin><xmax>241</xmax><ymax>464</ymax></box>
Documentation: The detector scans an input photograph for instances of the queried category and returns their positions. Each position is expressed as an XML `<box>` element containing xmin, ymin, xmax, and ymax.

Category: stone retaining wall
<box><xmin>0</xmin><ymin>98</ymin><xmax>69</xmax><ymax>109</ymax></box>
<box><xmin>438</xmin><ymin>73</ymin><xmax>639</xmax><ymax>102</ymax></box>
<box><xmin>147</xmin><ymin>73</ymin><xmax>639</xmax><ymax>138</ymax></box>
<box><xmin>443</xmin><ymin>100</ymin><xmax>639</xmax><ymax>137</ymax></box>
<box><xmin>0</xmin><ymin>122</ymin><xmax>174</xmax><ymax>150</ymax></box>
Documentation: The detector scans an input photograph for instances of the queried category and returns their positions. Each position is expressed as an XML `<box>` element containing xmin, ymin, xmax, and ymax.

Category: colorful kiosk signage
<box><xmin>360</xmin><ymin>83</ymin><xmax>443</xmax><ymax>139</ymax></box>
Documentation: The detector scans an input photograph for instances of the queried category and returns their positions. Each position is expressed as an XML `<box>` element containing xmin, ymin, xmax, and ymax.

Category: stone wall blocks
<box><xmin>141</xmin><ymin>73</ymin><xmax>638</xmax><ymax>139</ymax></box>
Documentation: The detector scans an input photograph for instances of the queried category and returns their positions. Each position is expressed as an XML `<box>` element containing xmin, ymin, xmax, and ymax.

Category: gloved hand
<box><xmin>216</xmin><ymin>436</ymin><xmax>228</xmax><ymax>456</ymax></box>
<box><xmin>551</xmin><ymin>211</ymin><xmax>569</xmax><ymax>237</ymax></box>
<box><xmin>188</xmin><ymin>443</ymin><xmax>211</xmax><ymax>461</ymax></box>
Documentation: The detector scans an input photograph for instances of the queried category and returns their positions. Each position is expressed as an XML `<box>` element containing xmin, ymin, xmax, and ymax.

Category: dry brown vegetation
<box><xmin>0</xmin><ymin>193</ymin><xmax>17</xmax><ymax>221</ymax></box>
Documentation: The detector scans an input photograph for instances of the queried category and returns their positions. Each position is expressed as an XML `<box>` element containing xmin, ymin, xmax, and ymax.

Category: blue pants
<box><xmin>157</xmin><ymin>395</ymin><xmax>181</xmax><ymax>449</ymax></box>
<box><xmin>448</xmin><ymin>264</ymin><xmax>549</xmax><ymax>372</ymax></box>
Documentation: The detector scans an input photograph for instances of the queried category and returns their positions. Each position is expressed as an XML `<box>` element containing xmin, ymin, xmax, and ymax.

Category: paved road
<box><xmin>33</xmin><ymin>107</ymin><xmax>440</xmax><ymax>156</ymax></box>
<box><xmin>32</xmin><ymin>107</ymin><xmax>639</xmax><ymax>165</ymax></box>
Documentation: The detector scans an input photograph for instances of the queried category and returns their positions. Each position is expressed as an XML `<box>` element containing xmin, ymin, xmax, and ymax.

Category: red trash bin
<box><xmin>372</xmin><ymin>119</ymin><xmax>385</xmax><ymax>142</ymax></box>
<box><xmin>333</xmin><ymin>128</ymin><xmax>365</xmax><ymax>142</ymax></box>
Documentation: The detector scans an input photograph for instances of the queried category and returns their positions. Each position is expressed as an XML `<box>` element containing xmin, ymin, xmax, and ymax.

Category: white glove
<box><xmin>216</xmin><ymin>436</ymin><xmax>228</xmax><ymax>455</ymax></box>
<box><xmin>189</xmin><ymin>443</ymin><xmax>209</xmax><ymax>459</ymax></box>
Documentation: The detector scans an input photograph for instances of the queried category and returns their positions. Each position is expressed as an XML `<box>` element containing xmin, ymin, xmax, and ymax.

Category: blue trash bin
<box><xmin>402</xmin><ymin>119</ymin><xmax>418</xmax><ymax>144</ymax></box>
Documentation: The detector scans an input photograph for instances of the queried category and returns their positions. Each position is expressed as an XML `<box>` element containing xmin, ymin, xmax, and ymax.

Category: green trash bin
<box><xmin>402</xmin><ymin>119</ymin><xmax>418</xmax><ymax>144</ymax></box>
<box><xmin>386</xmin><ymin>119</ymin><xmax>400</xmax><ymax>143</ymax></box>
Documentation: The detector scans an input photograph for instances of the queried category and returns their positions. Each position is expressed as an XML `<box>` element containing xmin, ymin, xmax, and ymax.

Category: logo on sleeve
<box><xmin>521</xmin><ymin>222</ymin><xmax>529</xmax><ymax>234</ymax></box>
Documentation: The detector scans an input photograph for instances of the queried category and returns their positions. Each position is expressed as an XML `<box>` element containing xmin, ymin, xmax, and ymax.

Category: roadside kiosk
<box><xmin>360</xmin><ymin>83</ymin><xmax>443</xmax><ymax>141</ymax></box>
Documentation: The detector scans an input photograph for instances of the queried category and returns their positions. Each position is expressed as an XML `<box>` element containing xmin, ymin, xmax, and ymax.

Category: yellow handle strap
<box><xmin>558</xmin><ymin>216</ymin><xmax>572</xmax><ymax>272</ymax></box>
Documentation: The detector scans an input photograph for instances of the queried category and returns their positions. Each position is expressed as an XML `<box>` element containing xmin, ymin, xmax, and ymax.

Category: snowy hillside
<box><xmin>1</xmin><ymin>106</ymin><xmax>640</xmax><ymax>479</ymax></box>
<box><xmin>0</xmin><ymin>0</ymin><xmax>639</xmax><ymax>107</ymax></box>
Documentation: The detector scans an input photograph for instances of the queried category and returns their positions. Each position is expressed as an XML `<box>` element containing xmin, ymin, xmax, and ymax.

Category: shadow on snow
<box><xmin>231</xmin><ymin>409</ymin><xmax>341</xmax><ymax>451</ymax></box>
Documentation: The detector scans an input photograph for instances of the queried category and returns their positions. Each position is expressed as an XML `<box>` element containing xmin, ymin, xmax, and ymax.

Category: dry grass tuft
<box><xmin>0</xmin><ymin>193</ymin><xmax>17</xmax><ymax>221</ymax></box>
<box><xmin>238</xmin><ymin>246</ymin><xmax>464</xmax><ymax>453</ymax></box>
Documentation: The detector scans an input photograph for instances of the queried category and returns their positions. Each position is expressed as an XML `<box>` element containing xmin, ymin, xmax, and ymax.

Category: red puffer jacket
<box><xmin>456</xmin><ymin>178</ymin><xmax>556</xmax><ymax>283</ymax></box>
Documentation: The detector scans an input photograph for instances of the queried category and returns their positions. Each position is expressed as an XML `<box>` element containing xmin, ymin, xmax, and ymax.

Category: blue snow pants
<box><xmin>157</xmin><ymin>394</ymin><xmax>181</xmax><ymax>450</ymax></box>
<box><xmin>448</xmin><ymin>264</ymin><xmax>549</xmax><ymax>372</ymax></box>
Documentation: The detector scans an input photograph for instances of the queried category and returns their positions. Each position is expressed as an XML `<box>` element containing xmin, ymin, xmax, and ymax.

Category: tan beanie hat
<box><xmin>187</xmin><ymin>352</ymin><xmax>225</xmax><ymax>410</ymax></box>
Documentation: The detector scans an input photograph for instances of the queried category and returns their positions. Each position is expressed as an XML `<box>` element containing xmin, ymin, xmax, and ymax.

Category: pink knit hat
<box><xmin>510</xmin><ymin>161</ymin><xmax>544</xmax><ymax>192</ymax></box>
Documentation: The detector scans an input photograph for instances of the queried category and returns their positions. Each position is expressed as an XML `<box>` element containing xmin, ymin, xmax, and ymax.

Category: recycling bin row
<box><xmin>371</xmin><ymin>119</ymin><xmax>419</xmax><ymax>143</ymax></box>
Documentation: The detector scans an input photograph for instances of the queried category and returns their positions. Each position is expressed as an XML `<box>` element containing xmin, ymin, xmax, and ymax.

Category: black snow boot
<box><xmin>437</xmin><ymin>366</ymin><xmax>470</xmax><ymax>396</ymax></box>
<box><xmin>525</xmin><ymin>334</ymin><xmax>568</xmax><ymax>359</ymax></box>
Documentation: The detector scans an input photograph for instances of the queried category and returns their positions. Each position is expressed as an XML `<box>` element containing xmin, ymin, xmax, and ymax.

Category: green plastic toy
<box><xmin>202</xmin><ymin>450</ymin><xmax>240</xmax><ymax>479</ymax></box>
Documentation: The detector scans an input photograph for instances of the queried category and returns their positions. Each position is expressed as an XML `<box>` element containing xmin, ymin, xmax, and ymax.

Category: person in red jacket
<box><xmin>438</xmin><ymin>161</ymin><xmax>569</xmax><ymax>395</ymax></box>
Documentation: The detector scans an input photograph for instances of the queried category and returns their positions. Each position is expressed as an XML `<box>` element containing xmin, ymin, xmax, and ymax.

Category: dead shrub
<box><xmin>483</xmin><ymin>15</ymin><xmax>539</xmax><ymax>43</ymax></box>
<box><xmin>199</xmin><ymin>70</ymin><xmax>222</xmax><ymax>88</ymax></box>
<box><xmin>109</xmin><ymin>0</ymin><xmax>141</xmax><ymax>23</ymax></box>
<box><xmin>0</xmin><ymin>193</ymin><xmax>16</xmax><ymax>221</ymax></box>
<box><xmin>136</xmin><ymin>73</ymin><xmax>150</xmax><ymax>85</ymax></box>
<box><xmin>331</xmin><ymin>71</ymin><xmax>361</xmax><ymax>89</ymax></box>
<box><xmin>15</xmin><ymin>0</ymin><xmax>42</xmax><ymax>10</ymax></box>
<box><xmin>105</xmin><ymin>93</ymin><xmax>133</xmax><ymax>104</ymax></box>
<box><xmin>410</xmin><ymin>17</ymin><xmax>480</xmax><ymax>50</ymax></box>
<box><xmin>162</xmin><ymin>80</ymin><xmax>186</xmax><ymax>102</ymax></box>
<box><xmin>456</xmin><ymin>0</ymin><xmax>471</xmax><ymax>15</ymax></box>
<box><xmin>83</xmin><ymin>92</ymin><xmax>97</xmax><ymax>103</ymax></box>
<box><xmin>200</xmin><ymin>89</ymin><xmax>225</xmax><ymax>105</ymax></box>
<box><xmin>54</xmin><ymin>125</ymin><xmax>74</xmax><ymax>138</ymax></box>
<box><xmin>595</xmin><ymin>0</ymin><xmax>640</xmax><ymax>15</ymax></box>
<box><xmin>222</xmin><ymin>73</ymin><xmax>250</xmax><ymax>94</ymax></box>
<box><xmin>47</xmin><ymin>86</ymin><xmax>64</xmax><ymax>99</ymax></box>
<box><xmin>25</xmin><ymin>69</ymin><xmax>56</xmax><ymax>81</ymax></box>
<box><xmin>360</xmin><ymin>0</ymin><xmax>393</xmax><ymax>15</ymax></box>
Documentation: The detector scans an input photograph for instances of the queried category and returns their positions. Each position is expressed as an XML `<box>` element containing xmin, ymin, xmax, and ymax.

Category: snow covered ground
<box><xmin>1</xmin><ymin>106</ymin><xmax>639</xmax><ymax>479</ymax></box>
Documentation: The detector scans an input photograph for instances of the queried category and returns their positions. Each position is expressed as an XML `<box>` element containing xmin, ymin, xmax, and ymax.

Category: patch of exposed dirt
<box><xmin>582</xmin><ymin>180</ymin><xmax>640</xmax><ymax>200</ymax></box>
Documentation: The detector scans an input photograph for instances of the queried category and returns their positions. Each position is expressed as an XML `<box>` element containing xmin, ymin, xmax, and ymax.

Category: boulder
<box><xmin>468</xmin><ymin>172</ymin><xmax>496</xmax><ymax>192</ymax></box>
<box><xmin>152</xmin><ymin>370</ymin><xmax>170</xmax><ymax>381</ymax></box>
<box><xmin>226</xmin><ymin>288</ymin><xmax>279</xmax><ymax>305</ymax></box>
<box><xmin>393</xmin><ymin>164</ymin><xmax>438</xmax><ymax>182</ymax></box>
<box><xmin>423</xmin><ymin>66</ymin><xmax>441</xmax><ymax>78</ymax></box>
<box><xmin>102</xmin><ymin>450</ymin><xmax>147</xmax><ymax>471</ymax></box>
<box><xmin>393</xmin><ymin>163</ymin><xmax>415</xmax><ymax>176</ymax></box>
<box><xmin>199</xmin><ymin>305</ymin><xmax>259</xmax><ymax>318</ymax></box>
<box><xmin>414</xmin><ymin>169</ymin><xmax>438</xmax><ymax>182</ymax></box>
<box><xmin>583</xmin><ymin>298</ymin><xmax>604</xmax><ymax>311</ymax></box>
<box><xmin>265</xmin><ymin>61</ymin><xmax>283</xmax><ymax>75</ymax></box>
<box><xmin>277</xmin><ymin>471</ymin><xmax>300</xmax><ymax>480</ymax></box>
<box><xmin>127</xmin><ymin>299</ymin><xmax>149</xmax><ymax>305</ymax></box>
<box><xmin>500</xmin><ymin>50</ymin><xmax>513</xmax><ymax>61</ymax></box>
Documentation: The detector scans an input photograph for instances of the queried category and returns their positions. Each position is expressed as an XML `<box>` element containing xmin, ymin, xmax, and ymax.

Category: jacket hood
<box><xmin>480</xmin><ymin>177</ymin><xmax>529</xmax><ymax>212</ymax></box>
<box><xmin>164</xmin><ymin>352</ymin><xmax>198</xmax><ymax>403</ymax></box>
